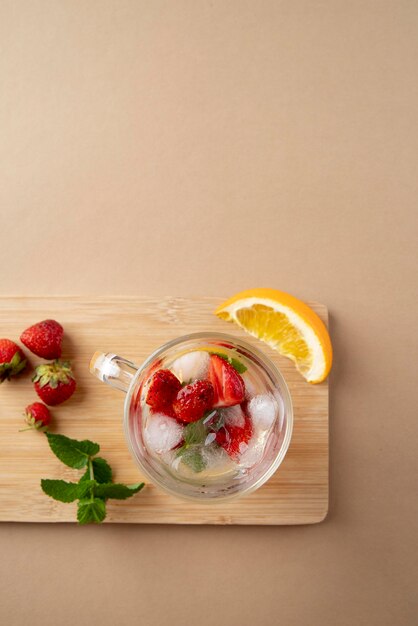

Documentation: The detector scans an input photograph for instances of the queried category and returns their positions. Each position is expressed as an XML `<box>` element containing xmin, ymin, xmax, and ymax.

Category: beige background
<box><xmin>0</xmin><ymin>1</ymin><xmax>417</xmax><ymax>625</ymax></box>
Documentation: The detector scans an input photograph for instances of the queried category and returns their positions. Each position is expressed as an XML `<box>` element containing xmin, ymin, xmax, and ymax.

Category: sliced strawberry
<box><xmin>146</xmin><ymin>369</ymin><xmax>181</xmax><ymax>414</ymax></box>
<box><xmin>208</xmin><ymin>354</ymin><xmax>245</xmax><ymax>407</ymax></box>
<box><xmin>173</xmin><ymin>379</ymin><xmax>214</xmax><ymax>423</ymax></box>
<box><xmin>216</xmin><ymin>413</ymin><xmax>253</xmax><ymax>458</ymax></box>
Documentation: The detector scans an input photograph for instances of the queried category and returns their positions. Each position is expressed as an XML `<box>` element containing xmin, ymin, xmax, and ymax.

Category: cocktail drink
<box><xmin>91</xmin><ymin>333</ymin><xmax>292</xmax><ymax>500</ymax></box>
<box><xmin>143</xmin><ymin>345</ymin><xmax>283</xmax><ymax>479</ymax></box>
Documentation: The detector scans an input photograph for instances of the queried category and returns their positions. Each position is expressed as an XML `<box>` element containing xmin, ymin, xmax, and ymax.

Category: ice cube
<box><xmin>201</xmin><ymin>443</ymin><xmax>232</xmax><ymax>471</ymax></box>
<box><xmin>243</xmin><ymin>375</ymin><xmax>258</xmax><ymax>400</ymax></box>
<box><xmin>160</xmin><ymin>449</ymin><xmax>178</xmax><ymax>467</ymax></box>
<box><xmin>144</xmin><ymin>413</ymin><xmax>183</xmax><ymax>454</ymax></box>
<box><xmin>238</xmin><ymin>434</ymin><xmax>266</xmax><ymax>468</ymax></box>
<box><xmin>221</xmin><ymin>404</ymin><xmax>245</xmax><ymax>428</ymax></box>
<box><xmin>204</xmin><ymin>432</ymin><xmax>217</xmax><ymax>446</ymax></box>
<box><xmin>170</xmin><ymin>351</ymin><xmax>210</xmax><ymax>383</ymax></box>
<box><xmin>248</xmin><ymin>393</ymin><xmax>277</xmax><ymax>431</ymax></box>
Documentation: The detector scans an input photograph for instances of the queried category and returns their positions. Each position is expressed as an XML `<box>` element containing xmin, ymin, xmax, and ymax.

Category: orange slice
<box><xmin>215</xmin><ymin>288</ymin><xmax>332</xmax><ymax>383</ymax></box>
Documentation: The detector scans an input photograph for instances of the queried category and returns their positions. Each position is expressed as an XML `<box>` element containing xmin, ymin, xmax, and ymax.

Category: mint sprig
<box><xmin>175</xmin><ymin>410</ymin><xmax>221</xmax><ymax>473</ymax></box>
<box><xmin>41</xmin><ymin>433</ymin><xmax>144</xmax><ymax>524</ymax></box>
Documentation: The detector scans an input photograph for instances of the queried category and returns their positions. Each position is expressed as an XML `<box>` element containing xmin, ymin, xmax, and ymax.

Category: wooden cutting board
<box><xmin>0</xmin><ymin>296</ymin><xmax>329</xmax><ymax>525</ymax></box>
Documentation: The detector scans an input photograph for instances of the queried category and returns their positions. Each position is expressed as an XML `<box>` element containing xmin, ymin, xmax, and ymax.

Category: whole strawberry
<box><xmin>33</xmin><ymin>360</ymin><xmax>76</xmax><ymax>406</ymax></box>
<box><xmin>20</xmin><ymin>402</ymin><xmax>51</xmax><ymax>432</ymax></box>
<box><xmin>173</xmin><ymin>379</ymin><xmax>215</xmax><ymax>423</ymax></box>
<box><xmin>146</xmin><ymin>369</ymin><xmax>182</xmax><ymax>414</ymax></box>
<box><xmin>20</xmin><ymin>320</ymin><xmax>63</xmax><ymax>359</ymax></box>
<box><xmin>0</xmin><ymin>339</ymin><xmax>27</xmax><ymax>383</ymax></box>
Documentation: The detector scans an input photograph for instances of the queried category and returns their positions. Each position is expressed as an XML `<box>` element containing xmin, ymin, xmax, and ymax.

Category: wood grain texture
<box><xmin>0</xmin><ymin>297</ymin><xmax>328</xmax><ymax>525</ymax></box>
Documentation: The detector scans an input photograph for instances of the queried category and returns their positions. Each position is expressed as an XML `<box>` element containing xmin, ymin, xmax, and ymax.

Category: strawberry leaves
<box><xmin>0</xmin><ymin>340</ymin><xmax>27</xmax><ymax>382</ymax></box>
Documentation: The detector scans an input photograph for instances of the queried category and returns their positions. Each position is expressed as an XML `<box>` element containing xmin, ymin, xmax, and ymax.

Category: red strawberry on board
<box><xmin>216</xmin><ymin>413</ymin><xmax>253</xmax><ymax>458</ymax></box>
<box><xmin>173</xmin><ymin>379</ymin><xmax>215</xmax><ymax>423</ymax></box>
<box><xmin>20</xmin><ymin>402</ymin><xmax>51</xmax><ymax>432</ymax></box>
<box><xmin>146</xmin><ymin>369</ymin><xmax>182</xmax><ymax>414</ymax></box>
<box><xmin>0</xmin><ymin>339</ymin><xmax>27</xmax><ymax>383</ymax></box>
<box><xmin>208</xmin><ymin>354</ymin><xmax>245</xmax><ymax>408</ymax></box>
<box><xmin>20</xmin><ymin>319</ymin><xmax>63</xmax><ymax>359</ymax></box>
<box><xmin>33</xmin><ymin>360</ymin><xmax>76</xmax><ymax>406</ymax></box>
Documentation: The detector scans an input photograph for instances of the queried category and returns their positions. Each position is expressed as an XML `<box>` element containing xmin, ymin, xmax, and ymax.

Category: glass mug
<box><xmin>90</xmin><ymin>332</ymin><xmax>293</xmax><ymax>501</ymax></box>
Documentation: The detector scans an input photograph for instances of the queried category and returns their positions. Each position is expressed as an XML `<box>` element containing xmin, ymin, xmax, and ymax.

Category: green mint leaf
<box><xmin>94</xmin><ymin>482</ymin><xmax>145</xmax><ymax>500</ymax></box>
<box><xmin>176</xmin><ymin>411</ymin><xmax>220</xmax><ymax>472</ymax></box>
<box><xmin>41</xmin><ymin>479</ymin><xmax>96</xmax><ymax>502</ymax></box>
<box><xmin>183</xmin><ymin>418</ymin><xmax>208</xmax><ymax>446</ymax></box>
<box><xmin>92</xmin><ymin>458</ymin><xmax>112</xmax><ymax>483</ymax></box>
<box><xmin>209</xmin><ymin>351</ymin><xmax>247</xmax><ymax>373</ymax></box>
<box><xmin>46</xmin><ymin>433</ymin><xmax>100</xmax><ymax>469</ymax></box>
<box><xmin>228</xmin><ymin>356</ymin><xmax>247</xmax><ymax>374</ymax></box>
<box><xmin>41</xmin><ymin>479</ymin><xmax>83</xmax><ymax>503</ymax></box>
<box><xmin>180</xmin><ymin>446</ymin><xmax>206</xmax><ymax>473</ymax></box>
<box><xmin>77</xmin><ymin>497</ymin><xmax>107</xmax><ymax>524</ymax></box>
<box><xmin>79</xmin><ymin>457</ymin><xmax>112</xmax><ymax>484</ymax></box>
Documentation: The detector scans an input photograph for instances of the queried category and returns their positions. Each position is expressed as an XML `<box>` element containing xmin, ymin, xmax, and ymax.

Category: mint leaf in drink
<box><xmin>183</xmin><ymin>419</ymin><xmax>208</xmax><ymax>446</ymax></box>
<box><xmin>175</xmin><ymin>410</ymin><xmax>221</xmax><ymax>472</ymax></box>
<box><xmin>77</xmin><ymin>497</ymin><xmax>107</xmax><ymax>524</ymax></box>
<box><xmin>183</xmin><ymin>410</ymin><xmax>219</xmax><ymax>445</ymax></box>
<box><xmin>79</xmin><ymin>457</ymin><xmax>112</xmax><ymax>484</ymax></box>
<box><xmin>180</xmin><ymin>446</ymin><xmax>206</xmax><ymax>473</ymax></box>
<box><xmin>228</xmin><ymin>356</ymin><xmax>247</xmax><ymax>374</ymax></box>
<box><xmin>209</xmin><ymin>351</ymin><xmax>247</xmax><ymax>373</ymax></box>
<box><xmin>46</xmin><ymin>433</ymin><xmax>100</xmax><ymax>469</ymax></box>
<box><xmin>94</xmin><ymin>482</ymin><xmax>144</xmax><ymax>500</ymax></box>
<box><xmin>40</xmin><ymin>479</ymin><xmax>87</xmax><ymax>503</ymax></box>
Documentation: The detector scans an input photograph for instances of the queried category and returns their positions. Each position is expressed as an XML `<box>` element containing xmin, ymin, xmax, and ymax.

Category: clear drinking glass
<box><xmin>90</xmin><ymin>332</ymin><xmax>293</xmax><ymax>501</ymax></box>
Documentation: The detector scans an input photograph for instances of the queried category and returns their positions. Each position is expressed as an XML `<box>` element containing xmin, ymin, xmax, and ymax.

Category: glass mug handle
<box><xmin>90</xmin><ymin>352</ymin><xmax>138</xmax><ymax>393</ymax></box>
